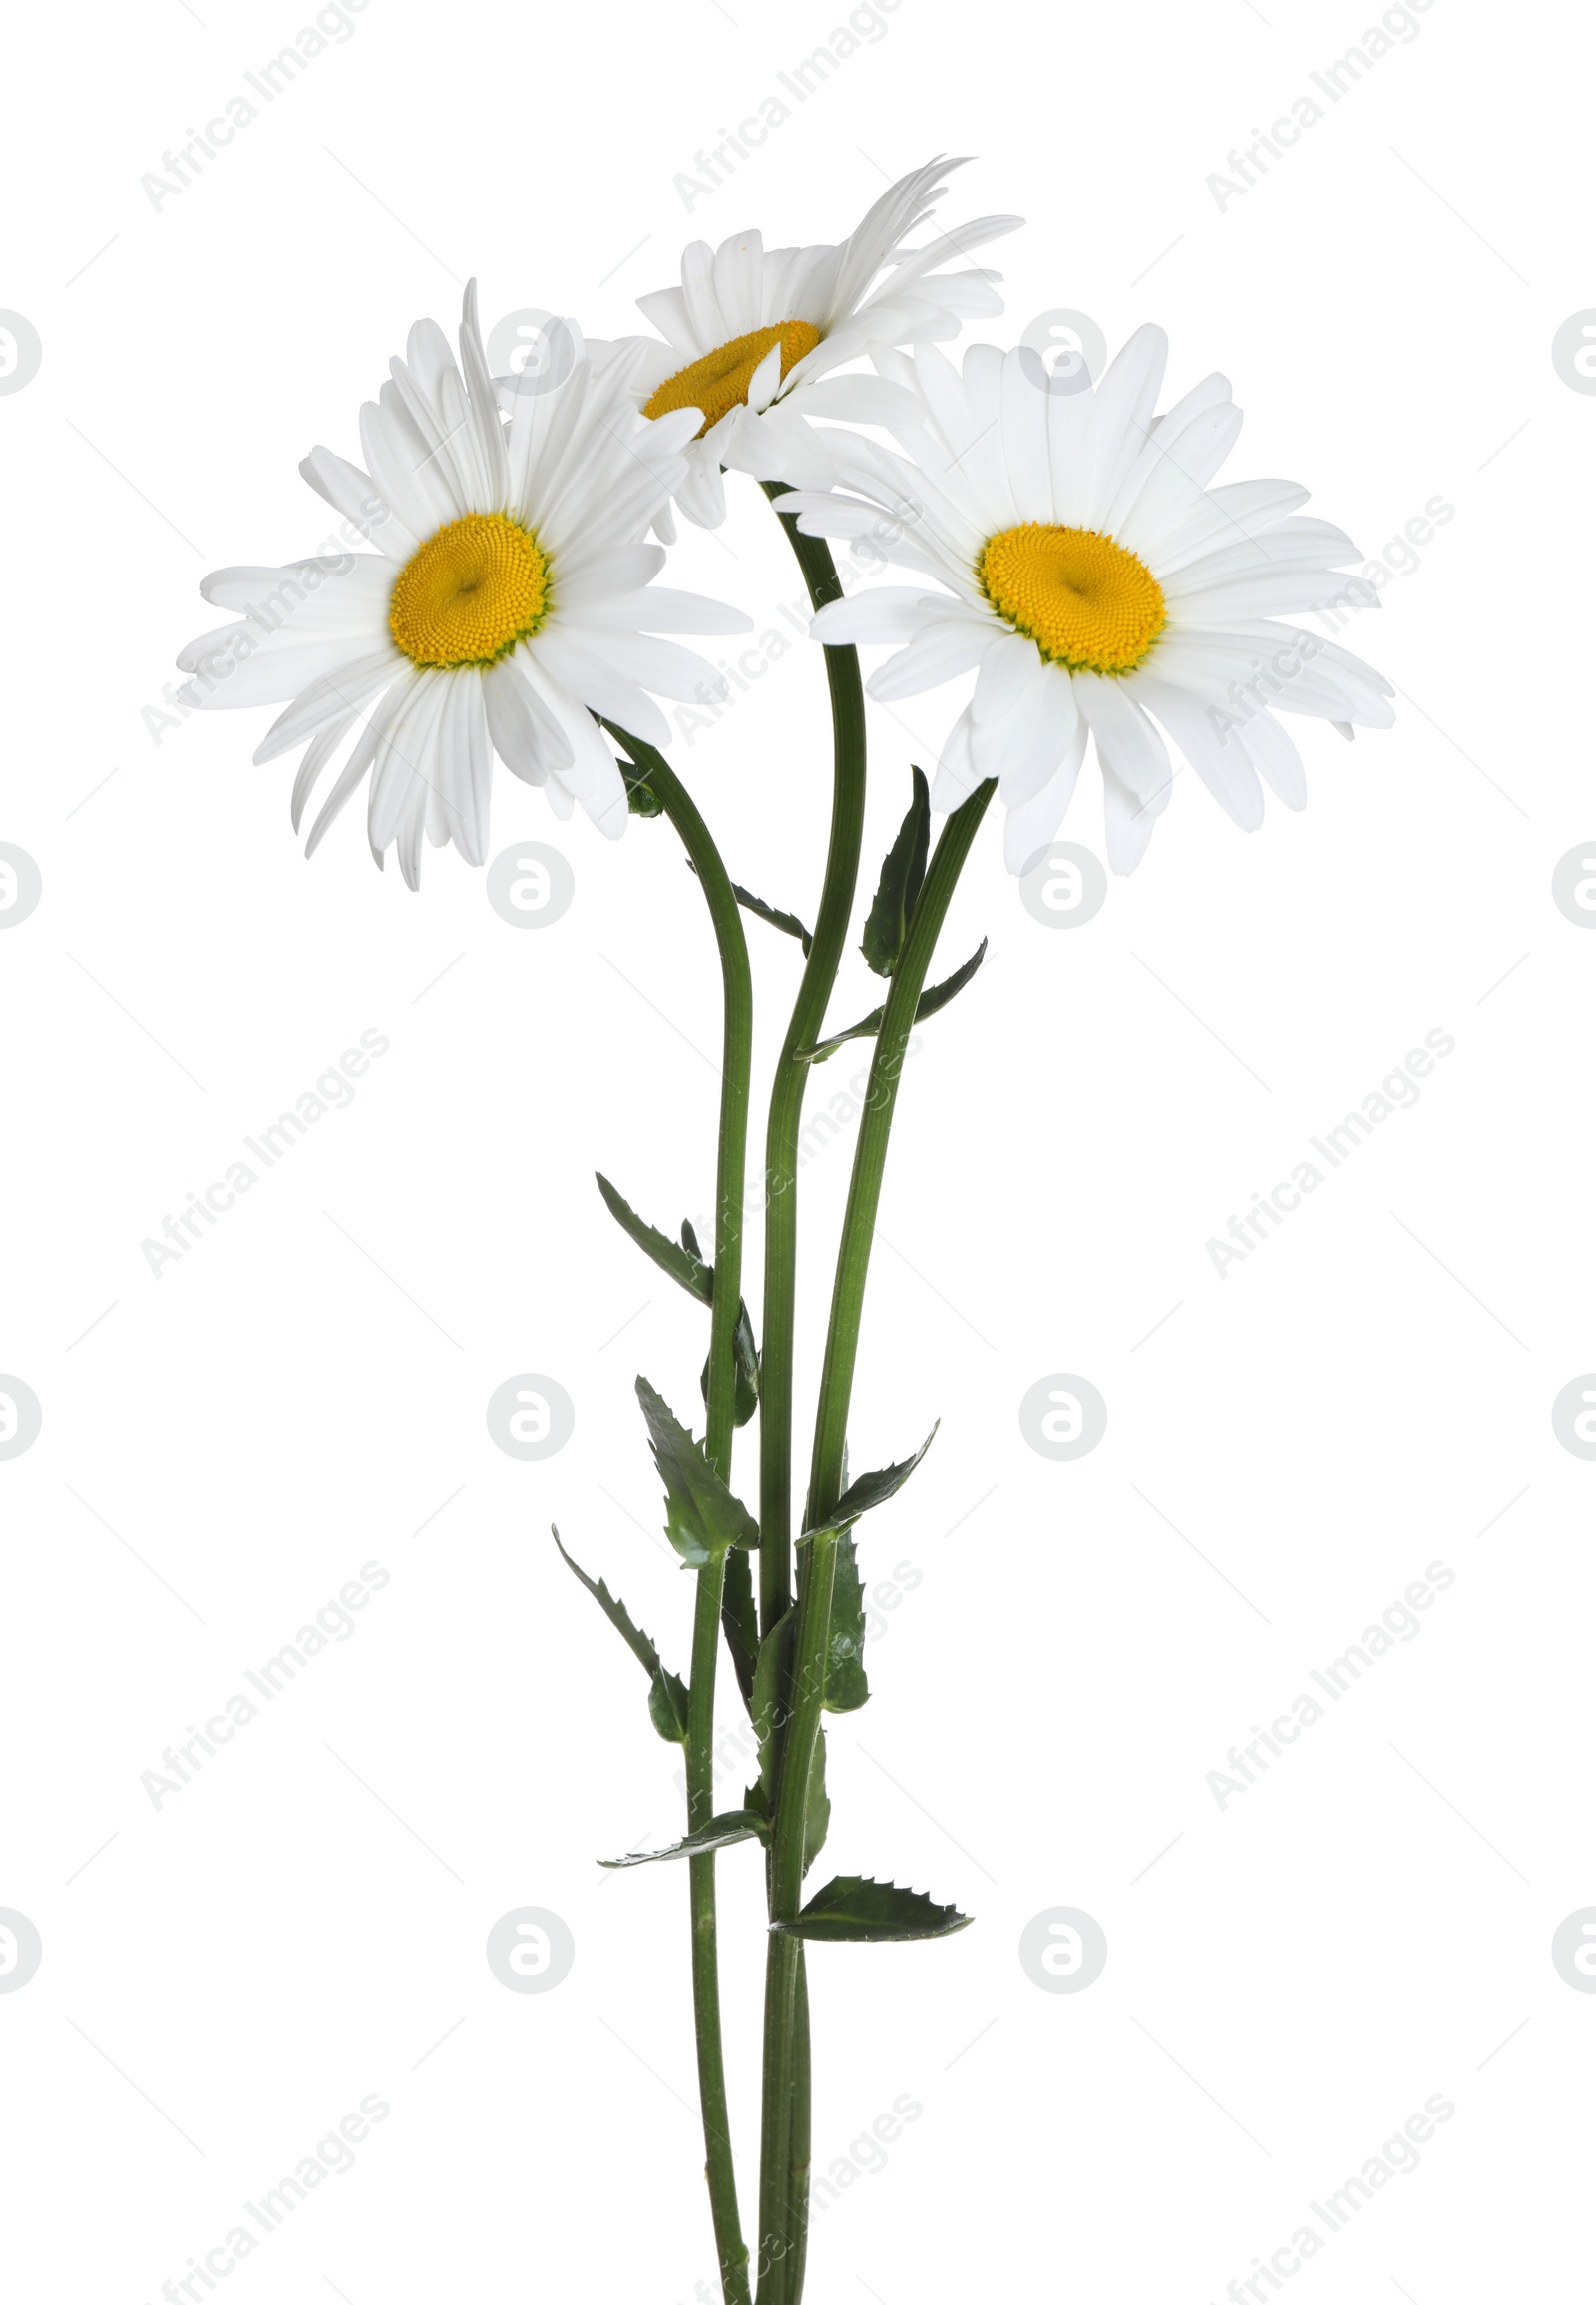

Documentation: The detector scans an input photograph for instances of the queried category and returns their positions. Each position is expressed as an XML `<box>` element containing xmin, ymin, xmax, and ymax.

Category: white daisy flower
<box><xmin>177</xmin><ymin>284</ymin><xmax>750</xmax><ymax>885</ymax></box>
<box><xmin>782</xmin><ymin>328</ymin><xmax>1395</xmax><ymax>875</ymax></box>
<box><xmin>591</xmin><ymin>156</ymin><xmax>1021</xmax><ymax>531</ymax></box>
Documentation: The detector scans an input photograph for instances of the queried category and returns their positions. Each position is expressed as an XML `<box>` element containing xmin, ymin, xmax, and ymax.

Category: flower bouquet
<box><xmin>178</xmin><ymin>155</ymin><xmax>1389</xmax><ymax>2301</ymax></box>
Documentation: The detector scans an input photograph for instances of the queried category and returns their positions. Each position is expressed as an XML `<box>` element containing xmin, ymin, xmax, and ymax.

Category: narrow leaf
<box><xmin>733</xmin><ymin>1301</ymin><xmax>760</xmax><ymax>1422</ymax></box>
<box><xmin>805</xmin><ymin>1721</ymin><xmax>830</xmax><ymax>1875</ymax></box>
<box><xmin>599</xmin><ymin>1811</ymin><xmax>767</xmax><ymax>1868</ymax></box>
<box><xmin>637</xmin><ymin>1378</ymin><xmax>759</xmax><ymax>1568</ymax></box>
<box><xmin>799</xmin><ymin>940</ymin><xmax>988</xmax><ymax>1063</ymax></box>
<box><xmin>752</xmin><ymin>1610</ymin><xmax>795</xmax><ymax>1817</ymax></box>
<box><xmin>720</xmin><ymin>1548</ymin><xmax>759</xmax><ymax>1715</ymax></box>
<box><xmin>802</xmin><ymin>1424</ymin><xmax>939</xmax><ymax>1542</ymax></box>
<box><xmin>551</xmin><ymin>1526</ymin><xmax>688</xmax><ymax>1743</ymax></box>
<box><xmin>730</xmin><ymin>880</ymin><xmax>813</xmax><ymax>958</ymax></box>
<box><xmin>619</xmin><ymin>756</ymin><xmax>664</xmax><ymax>816</ymax></box>
<box><xmin>771</xmin><ymin>1876</ymin><xmax>973</xmax><ymax>1943</ymax></box>
<box><xmin>822</xmin><ymin>1534</ymin><xmax>870</xmax><ymax>1713</ymax></box>
<box><xmin>699</xmin><ymin>1296</ymin><xmax>760</xmax><ymax>1431</ymax></box>
<box><xmin>751</xmin><ymin>1615</ymin><xmax>828</xmax><ymax>1863</ymax></box>
<box><xmin>861</xmin><ymin>767</ymin><xmax>931</xmax><ymax>977</ymax></box>
<box><xmin>596</xmin><ymin>1174</ymin><xmax>711</xmax><ymax>1303</ymax></box>
<box><xmin>647</xmin><ymin>1673</ymin><xmax>691</xmax><ymax>1744</ymax></box>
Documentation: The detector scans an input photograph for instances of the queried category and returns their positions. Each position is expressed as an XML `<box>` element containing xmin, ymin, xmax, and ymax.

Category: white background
<box><xmin>2</xmin><ymin>0</ymin><xmax>1591</xmax><ymax>2298</ymax></box>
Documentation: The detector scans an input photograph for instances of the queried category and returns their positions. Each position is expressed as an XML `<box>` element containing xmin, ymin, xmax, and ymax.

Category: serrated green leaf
<box><xmin>720</xmin><ymin>1547</ymin><xmax>759</xmax><ymax>1715</ymax></box>
<box><xmin>599</xmin><ymin>1810</ymin><xmax>767</xmax><ymax>1867</ymax></box>
<box><xmin>596</xmin><ymin>1174</ymin><xmax>711</xmax><ymax>1303</ymax></box>
<box><xmin>770</xmin><ymin>1875</ymin><xmax>973</xmax><ymax>1943</ymax></box>
<box><xmin>550</xmin><ymin>1525</ymin><xmax>688</xmax><ymax>1743</ymax></box>
<box><xmin>637</xmin><ymin>1378</ymin><xmax>759</xmax><ymax>1568</ymax></box>
<box><xmin>805</xmin><ymin>1720</ymin><xmax>830</xmax><ymax>1875</ymax></box>
<box><xmin>752</xmin><ymin>1609</ymin><xmax>794</xmax><ymax>1814</ymax></box>
<box><xmin>598</xmin><ymin>1196</ymin><xmax>759</xmax><ymax>1430</ymax></box>
<box><xmin>822</xmin><ymin>1533</ymin><xmax>870</xmax><ymax>1713</ymax></box>
<box><xmin>600</xmin><ymin>717</ymin><xmax>665</xmax><ymax>817</ymax></box>
<box><xmin>750</xmin><ymin>1612</ymin><xmax>828</xmax><ymax>1866</ymax></box>
<box><xmin>861</xmin><ymin>767</ymin><xmax>931</xmax><ymax>977</ymax></box>
<box><xmin>802</xmin><ymin>1424</ymin><xmax>938</xmax><ymax>1543</ymax></box>
<box><xmin>619</xmin><ymin>755</ymin><xmax>664</xmax><ymax>816</ymax></box>
<box><xmin>731</xmin><ymin>881</ymin><xmax>813</xmax><ymax>958</ymax></box>
<box><xmin>647</xmin><ymin>1673</ymin><xmax>690</xmax><ymax>1743</ymax></box>
<box><xmin>699</xmin><ymin>1295</ymin><xmax>760</xmax><ymax>1430</ymax></box>
<box><xmin>799</xmin><ymin>940</ymin><xmax>988</xmax><ymax>1064</ymax></box>
<box><xmin>684</xmin><ymin>865</ymin><xmax>814</xmax><ymax>958</ymax></box>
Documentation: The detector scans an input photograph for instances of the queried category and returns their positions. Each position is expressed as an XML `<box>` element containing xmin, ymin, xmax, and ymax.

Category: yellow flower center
<box><xmin>978</xmin><ymin>523</ymin><xmax>1167</xmax><ymax>675</ymax></box>
<box><xmin>643</xmin><ymin>321</ymin><xmax>823</xmax><ymax>436</ymax></box>
<box><xmin>388</xmin><ymin>512</ymin><xmax>550</xmax><ymax>669</ymax></box>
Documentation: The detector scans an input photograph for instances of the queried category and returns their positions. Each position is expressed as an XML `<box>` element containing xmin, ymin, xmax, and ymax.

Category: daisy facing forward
<box><xmin>594</xmin><ymin>155</ymin><xmax>1021</xmax><ymax>529</ymax></box>
<box><xmin>782</xmin><ymin>326</ymin><xmax>1394</xmax><ymax>873</ymax></box>
<box><xmin>177</xmin><ymin>284</ymin><xmax>749</xmax><ymax>884</ymax></box>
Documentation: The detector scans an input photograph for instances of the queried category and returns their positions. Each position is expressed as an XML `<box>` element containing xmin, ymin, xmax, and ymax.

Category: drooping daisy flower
<box><xmin>781</xmin><ymin>328</ymin><xmax>1394</xmax><ymax>874</ymax></box>
<box><xmin>591</xmin><ymin>156</ymin><xmax>1021</xmax><ymax>531</ymax></box>
<box><xmin>176</xmin><ymin>285</ymin><xmax>750</xmax><ymax>884</ymax></box>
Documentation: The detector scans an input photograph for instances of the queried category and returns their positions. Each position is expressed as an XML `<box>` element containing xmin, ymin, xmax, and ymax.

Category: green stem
<box><xmin>752</xmin><ymin>486</ymin><xmax>867</xmax><ymax>2305</ymax></box>
<box><xmin>611</xmin><ymin>728</ymin><xmax>754</xmax><ymax>2305</ymax></box>
<box><xmin>755</xmin><ymin>481</ymin><xmax>868</xmax><ymax>1639</ymax></box>
<box><xmin>762</xmin><ymin>779</ymin><xmax>996</xmax><ymax>2299</ymax></box>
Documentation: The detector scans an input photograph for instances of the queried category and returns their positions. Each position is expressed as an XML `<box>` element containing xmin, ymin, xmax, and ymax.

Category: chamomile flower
<box><xmin>592</xmin><ymin>156</ymin><xmax>1021</xmax><ymax>530</ymax></box>
<box><xmin>783</xmin><ymin>329</ymin><xmax>1394</xmax><ymax>874</ymax></box>
<box><xmin>176</xmin><ymin>284</ymin><xmax>750</xmax><ymax>884</ymax></box>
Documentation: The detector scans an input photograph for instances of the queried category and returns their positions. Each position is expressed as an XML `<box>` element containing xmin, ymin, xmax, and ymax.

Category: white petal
<box><xmin>483</xmin><ymin>655</ymin><xmax>573</xmax><ymax>783</ymax></box>
<box><xmin>930</xmin><ymin>705</ymin><xmax>981</xmax><ymax>807</ymax></box>
<box><xmin>528</xmin><ymin>628</ymin><xmax>672</xmax><ymax>747</ymax></box>
<box><xmin>566</xmin><ymin>586</ymin><xmax>752</xmax><ymax>636</ymax></box>
<box><xmin>1138</xmin><ymin>678</ymin><xmax>1265</xmax><ymax>831</ymax></box>
<box><xmin>1072</xmin><ymin>672</ymin><xmax>1172</xmax><ymax>801</ymax></box>
<box><xmin>368</xmin><ymin>673</ymin><xmax>448</xmax><ymax>853</ymax></box>
<box><xmin>305</xmin><ymin>673</ymin><xmax>416</xmax><ymax>857</ymax></box>
<box><xmin>1002</xmin><ymin>711</ymin><xmax>1088</xmax><ymax>872</ymax></box>
<box><xmin>299</xmin><ymin>446</ymin><xmax>412</xmax><ymax>557</ymax></box>
<box><xmin>289</xmin><ymin>711</ymin><xmax>358</xmax><ymax>834</ymax></box>
<box><xmin>972</xmin><ymin>632</ymin><xmax>1040</xmax><ymax>726</ymax></box>
<box><xmin>808</xmin><ymin>589</ymin><xmax>936</xmax><ymax>644</ymax></box>
<box><xmin>869</xmin><ymin>617</ymin><xmax>998</xmax><ymax>701</ymax></box>
<box><xmin>1240</xmin><ymin>710</ymin><xmax>1307</xmax><ymax>809</ymax></box>
<box><xmin>1102</xmin><ymin>764</ymin><xmax>1163</xmax><ymax>876</ymax></box>
<box><xmin>252</xmin><ymin>652</ymin><xmax>402</xmax><ymax>763</ymax></box>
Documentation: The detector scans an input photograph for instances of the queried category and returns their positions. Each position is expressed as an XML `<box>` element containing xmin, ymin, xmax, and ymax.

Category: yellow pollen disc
<box><xmin>977</xmin><ymin>523</ymin><xmax>1167</xmax><ymax>675</ymax></box>
<box><xmin>643</xmin><ymin>321</ymin><xmax>823</xmax><ymax>436</ymax></box>
<box><xmin>388</xmin><ymin>512</ymin><xmax>550</xmax><ymax>669</ymax></box>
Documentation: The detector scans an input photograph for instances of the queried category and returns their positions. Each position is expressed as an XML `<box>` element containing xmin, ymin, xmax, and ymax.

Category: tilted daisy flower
<box><xmin>590</xmin><ymin>156</ymin><xmax>1021</xmax><ymax>531</ymax></box>
<box><xmin>176</xmin><ymin>284</ymin><xmax>750</xmax><ymax>885</ymax></box>
<box><xmin>782</xmin><ymin>328</ymin><xmax>1394</xmax><ymax>874</ymax></box>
